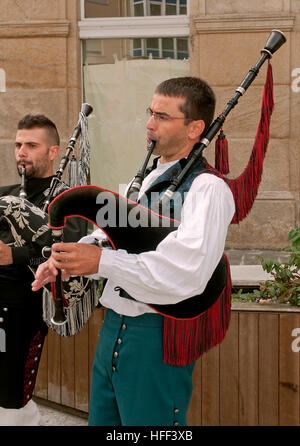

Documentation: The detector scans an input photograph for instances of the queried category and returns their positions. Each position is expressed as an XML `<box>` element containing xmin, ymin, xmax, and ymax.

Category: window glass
<box><xmin>83</xmin><ymin>37</ymin><xmax>188</xmax><ymax>65</ymax></box>
<box><xmin>82</xmin><ymin>37</ymin><xmax>189</xmax><ymax>190</ymax></box>
<box><xmin>134</xmin><ymin>3</ymin><xmax>144</xmax><ymax>16</ymax></box>
<box><xmin>162</xmin><ymin>38</ymin><xmax>174</xmax><ymax>59</ymax></box>
<box><xmin>150</xmin><ymin>3</ymin><xmax>162</xmax><ymax>15</ymax></box>
<box><xmin>82</xmin><ymin>1</ymin><xmax>189</xmax><ymax>189</ymax></box>
<box><xmin>84</xmin><ymin>0</ymin><xmax>187</xmax><ymax>18</ymax></box>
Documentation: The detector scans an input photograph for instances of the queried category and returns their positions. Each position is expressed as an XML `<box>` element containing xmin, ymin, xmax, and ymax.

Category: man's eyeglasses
<box><xmin>146</xmin><ymin>107</ymin><xmax>194</xmax><ymax>123</ymax></box>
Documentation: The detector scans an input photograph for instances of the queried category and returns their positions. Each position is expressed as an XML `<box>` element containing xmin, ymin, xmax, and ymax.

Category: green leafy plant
<box><xmin>232</xmin><ymin>228</ymin><xmax>300</xmax><ymax>306</ymax></box>
<box><xmin>231</xmin><ymin>288</ymin><xmax>258</xmax><ymax>303</ymax></box>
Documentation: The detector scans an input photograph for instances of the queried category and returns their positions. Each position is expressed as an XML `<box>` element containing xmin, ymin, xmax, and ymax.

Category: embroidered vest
<box><xmin>138</xmin><ymin>156</ymin><xmax>209</xmax><ymax>219</ymax></box>
<box><xmin>117</xmin><ymin>156</ymin><xmax>232</xmax><ymax>367</ymax></box>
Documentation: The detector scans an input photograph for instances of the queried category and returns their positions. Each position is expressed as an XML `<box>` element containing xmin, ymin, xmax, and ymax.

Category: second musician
<box><xmin>0</xmin><ymin>115</ymin><xmax>87</xmax><ymax>426</ymax></box>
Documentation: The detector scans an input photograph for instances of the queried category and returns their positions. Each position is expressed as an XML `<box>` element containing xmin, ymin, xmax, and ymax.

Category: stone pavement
<box><xmin>226</xmin><ymin>248</ymin><xmax>289</xmax><ymax>286</ymax></box>
<box><xmin>36</xmin><ymin>400</ymin><xmax>88</xmax><ymax>426</ymax></box>
<box><xmin>225</xmin><ymin>248</ymin><xmax>290</xmax><ymax>266</ymax></box>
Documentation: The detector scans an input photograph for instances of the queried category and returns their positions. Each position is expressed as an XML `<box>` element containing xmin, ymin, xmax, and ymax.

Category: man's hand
<box><xmin>0</xmin><ymin>241</ymin><xmax>13</xmax><ymax>265</ymax></box>
<box><xmin>32</xmin><ymin>242</ymin><xmax>102</xmax><ymax>291</ymax></box>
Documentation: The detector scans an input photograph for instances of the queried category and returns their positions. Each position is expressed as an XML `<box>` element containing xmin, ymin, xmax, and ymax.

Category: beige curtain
<box><xmin>84</xmin><ymin>57</ymin><xmax>189</xmax><ymax>193</ymax></box>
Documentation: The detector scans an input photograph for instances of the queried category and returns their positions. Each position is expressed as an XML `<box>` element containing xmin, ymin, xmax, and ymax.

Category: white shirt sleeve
<box><xmin>85</xmin><ymin>173</ymin><xmax>235</xmax><ymax>306</ymax></box>
<box><xmin>79</xmin><ymin>227</ymin><xmax>108</xmax><ymax>245</ymax></box>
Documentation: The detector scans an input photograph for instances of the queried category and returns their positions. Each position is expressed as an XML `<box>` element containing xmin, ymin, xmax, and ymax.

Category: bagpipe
<box><xmin>0</xmin><ymin>104</ymin><xmax>99</xmax><ymax>337</ymax></box>
<box><xmin>0</xmin><ymin>30</ymin><xmax>287</xmax><ymax>363</ymax></box>
<box><xmin>43</xmin><ymin>30</ymin><xmax>287</xmax><ymax>366</ymax></box>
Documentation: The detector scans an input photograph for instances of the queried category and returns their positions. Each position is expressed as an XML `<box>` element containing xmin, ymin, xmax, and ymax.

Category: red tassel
<box><xmin>215</xmin><ymin>129</ymin><xmax>229</xmax><ymax>175</ymax></box>
<box><xmin>225</xmin><ymin>62</ymin><xmax>274</xmax><ymax>223</ymax></box>
<box><xmin>51</xmin><ymin>282</ymin><xmax>56</xmax><ymax>304</ymax></box>
<box><xmin>163</xmin><ymin>254</ymin><xmax>232</xmax><ymax>366</ymax></box>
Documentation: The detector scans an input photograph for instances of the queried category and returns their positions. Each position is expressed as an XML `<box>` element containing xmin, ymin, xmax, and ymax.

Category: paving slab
<box><xmin>36</xmin><ymin>402</ymin><xmax>88</xmax><ymax>426</ymax></box>
<box><xmin>230</xmin><ymin>264</ymin><xmax>273</xmax><ymax>287</ymax></box>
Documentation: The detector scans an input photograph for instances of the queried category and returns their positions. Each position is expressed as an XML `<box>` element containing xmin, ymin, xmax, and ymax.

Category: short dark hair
<box><xmin>155</xmin><ymin>77</ymin><xmax>216</xmax><ymax>133</ymax></box>
<box><xmin>17</xmin><ymin>114</ymin><xmax>60</xmax><ymax>146</ymax></box>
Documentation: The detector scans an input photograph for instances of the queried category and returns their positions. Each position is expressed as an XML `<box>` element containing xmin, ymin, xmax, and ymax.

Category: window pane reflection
<box><xmin>83</xmin><ymin>37</ymin><xmax>188</xmax><ymax>65</ymax></box>
<box><xmin>84</xmin><ymin>0</ymin><xmax>187</xmax><ymax>18</ymax></box>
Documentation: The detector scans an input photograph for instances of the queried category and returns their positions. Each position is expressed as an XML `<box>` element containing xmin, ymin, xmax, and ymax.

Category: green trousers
<box><xmin>88</xmin><ymin>309</ymin><xmax>195</xmax><ymax>426</ymax></box>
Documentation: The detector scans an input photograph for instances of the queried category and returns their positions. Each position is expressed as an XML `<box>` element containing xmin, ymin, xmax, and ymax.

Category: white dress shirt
<box><xmin>80</xmin><ymin>159</ymin><xmax>235</xmax><ymax>317</ymax></box>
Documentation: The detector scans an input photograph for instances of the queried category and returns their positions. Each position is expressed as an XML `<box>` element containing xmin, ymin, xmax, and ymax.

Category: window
<box><xmin>132</xmin><ymin>0</ymin><xmax>188</xmax><ymax>16</ymax></box>
<box><xmin>131</xmin><ymin>37</ymin><xmax>188</xmax><ymax>60</ymax></box>
<box><xmin>79</xmin><ymin>1</ymin><xmax>190</xmax><ymax>189</ymax></box>
<box><xmin>132</xmin><ymin>0</ymin><xmax>188</xmax><ymax>17</ymax></box>
<box><xmin>82</xmin><ymin>0</ymin><xmax>187</xmax><ymax>18</ymax></box>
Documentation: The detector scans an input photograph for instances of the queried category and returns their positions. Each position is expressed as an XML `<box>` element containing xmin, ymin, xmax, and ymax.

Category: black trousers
<box><xmin>0</xmin><ymin>298</ymin><xmax>47</xmax><ymax>409</ymax></box>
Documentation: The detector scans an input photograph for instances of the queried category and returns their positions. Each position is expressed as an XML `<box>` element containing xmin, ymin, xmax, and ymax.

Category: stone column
<box><xmin>0</xmin><ymin>0</ymin><xmax>81</xmax><ymax>185</ymax></box>
<box><xmin>190</xmin><ymin>0</ymin><xmax>298</xmax><ymax>249</ymax></box>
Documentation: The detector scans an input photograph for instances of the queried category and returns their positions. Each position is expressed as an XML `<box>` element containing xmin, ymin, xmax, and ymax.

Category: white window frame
<box><xmin>79</xmin><ymin>0</ymin><xmax>189</xmax><ymax>39</ymax></box>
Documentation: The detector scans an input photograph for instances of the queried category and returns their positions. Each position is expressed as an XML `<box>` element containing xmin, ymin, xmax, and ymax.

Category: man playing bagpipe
<box><xmin>31</xmin><ymin>30</ymin><xmax>285</xmax><ymax>426</ymax></box>
<box><xmin>32</xmin><ymin>77</ymin><xmax>235</xmax><ymax>426</ymax></box>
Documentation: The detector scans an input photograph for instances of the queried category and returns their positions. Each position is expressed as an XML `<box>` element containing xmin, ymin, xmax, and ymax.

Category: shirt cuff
<box><xmin>85</xmin><ymin>248</ymin><xmax>121</xmax><ymax>280</ymax></box>
<box><xmin>11</xmin><ymin>246</ymin><xmax>30</xmax><ymax>265</ymax></box>
<box><xmin>79</xmin><ymin>235</ymin><xmax>97</xmax><ymax>244</ymax></box>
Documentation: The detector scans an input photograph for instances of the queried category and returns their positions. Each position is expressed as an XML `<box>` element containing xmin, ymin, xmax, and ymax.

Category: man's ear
<box><xmin>49</xmin><ymin>145</ymin><xmax>59</xmax><ymax>161</ymax></box>
<box><xmin>187</xmin><ymin>120</ymin><xmax>205</xmax><ymax>140</ymax></box>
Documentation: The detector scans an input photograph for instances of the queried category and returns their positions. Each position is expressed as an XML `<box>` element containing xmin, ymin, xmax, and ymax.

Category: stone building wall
<box><xmin>190</xmin><ymin>0</ymin><xmax>300</xmax><ymax>249</ymax></box>
<box><xmin>0</xmin><ymin>0</ymin><xmax>299</xmax><ymax>249</ymax></box>
<box><xmin>0</xmin><ymin>0</ymin><xmax>81</xmax><ymax>186</ymax></box>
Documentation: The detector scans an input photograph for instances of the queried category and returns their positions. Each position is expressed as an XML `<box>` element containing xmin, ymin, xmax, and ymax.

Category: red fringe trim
<box><xmin>225</xmin><ymin>62</ymin><xmax>274</xmax><ymax>223</ymax></box>
<box><xmin>162</xmin><ymin>65</ymin><xmax>273</xmax><ymax>366</ymax></box>
<box><xmin>163</xmin><ymin>255</ymin><xmax>232</xmax><ymax>366</ymax></box>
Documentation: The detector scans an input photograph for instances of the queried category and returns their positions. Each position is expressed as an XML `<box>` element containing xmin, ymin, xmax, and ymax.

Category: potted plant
<box><xmin>232</xmin><ymin>227</ymin><xmax>300</xmax><ymax>305</ymax></box>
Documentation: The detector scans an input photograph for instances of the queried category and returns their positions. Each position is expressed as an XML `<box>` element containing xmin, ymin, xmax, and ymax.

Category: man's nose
<box><xmin>16</xmin><ymin>145</ymin><xmax>28</xmax><ymax>159</ymax></box>
<box><xmin>146</xmin><ymin>114</ymin><xmax>157</xmax><ymax>130</ymax></box>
